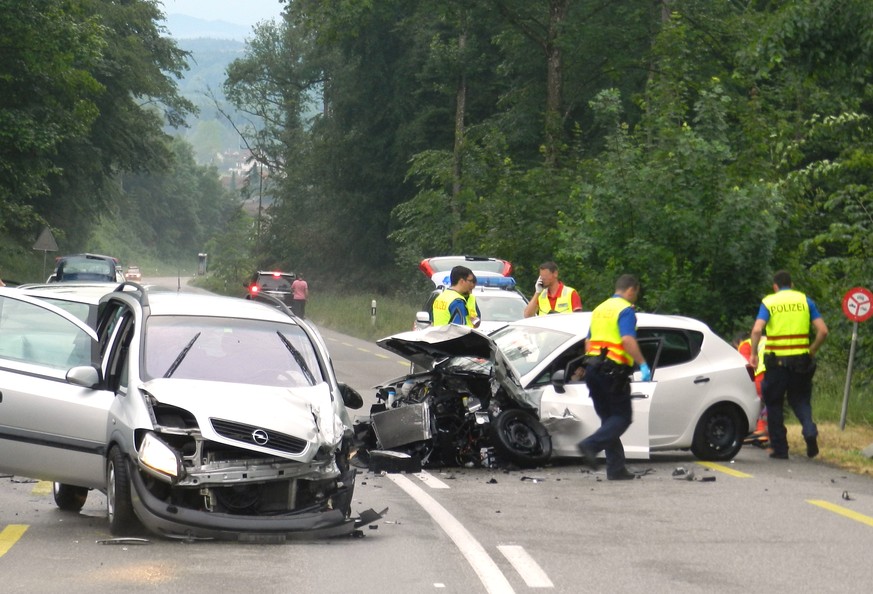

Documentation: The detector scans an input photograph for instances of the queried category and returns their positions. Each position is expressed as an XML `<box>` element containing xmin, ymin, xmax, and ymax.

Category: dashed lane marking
<box><xmin>414</xmin><ymin>471</ymin><xmax>450</xmax><ymax>489</ymax></box>
<box><xmin>0</xmin><ymin>525</ymin><xmax>28</xmax><ymax>558</ymax></box>
<box><xmin>386</xmin><ymin>474</ymin><xmax>515</xmax><ymax>594</ymax></box>
<box><xmin>808</xmin><ymin>500</ymin><xmax>873</xmax><ymax>528</ymax></box>
<box><xmin>498</xmin><ymin>545</ymin><xmax>554</xmax><ymax>588</ymax></box>
<box><xmin>697</xmin><ymin>462</ymin><xmax>753</xmax><ymax>478</ymax></box>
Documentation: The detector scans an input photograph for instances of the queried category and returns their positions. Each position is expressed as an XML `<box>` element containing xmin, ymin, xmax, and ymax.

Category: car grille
<box><xmin>210</xmin><ymin>418</ymin><xmax>308</xmax><ymax>455</ymax></box>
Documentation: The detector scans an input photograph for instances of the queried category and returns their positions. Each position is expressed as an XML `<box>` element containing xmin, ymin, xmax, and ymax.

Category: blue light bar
<box><xmin>431</xmin><ymin>273</ymin><xmax>517</xmax><ymax>289</ymax></box>
<box><xmin>477</xmin><ymin>276</ymin><xmax>516</xmax><ymax>288</ymax></box>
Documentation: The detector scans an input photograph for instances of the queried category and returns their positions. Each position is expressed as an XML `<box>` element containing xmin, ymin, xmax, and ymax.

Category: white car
<box><xmin>378</xmin><ymin>312</ymin><xmax>760</xmax><ymax>463</ymax></box>
<box><xmin>415</xmin><ymin>275</ymin><xmax>528</xmax><ymax>334</ymax></box>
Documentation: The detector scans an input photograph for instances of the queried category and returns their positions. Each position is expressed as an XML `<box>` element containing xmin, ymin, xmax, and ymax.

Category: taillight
<box><xmin>744</xmin><ymin>364</ymin><xmax>755</xmax><ymax>382</ymax></box>
<box><xmin>250</xmin><ymin>285</ymin><xmax>260</xmax><ymax>294</ymax></box>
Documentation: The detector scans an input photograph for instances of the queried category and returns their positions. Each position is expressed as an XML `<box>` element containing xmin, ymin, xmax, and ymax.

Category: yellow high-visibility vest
<box><xmin>762</xmin><ymin>290</ymin><xmax>810</xmax><ymax>356</ymax></box>
<box><xmin>586</xmin><ymin>296</ymin><xmax>634</xmax><ymax>366</ymax></box>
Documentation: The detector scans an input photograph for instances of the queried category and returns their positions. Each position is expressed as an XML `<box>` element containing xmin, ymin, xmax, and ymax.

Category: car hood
<box><xmin>140</xmin><ymin>378</ymin><xmax>345</xmax><ymax>460</ymax></box>
<box><xmin>377</xmin><ymin>324</ymin><xmax>534</xmax><ymax>408</ymax></box>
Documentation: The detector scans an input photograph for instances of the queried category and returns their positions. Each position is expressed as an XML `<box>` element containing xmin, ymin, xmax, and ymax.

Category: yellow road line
<box><xmin>808</xmin><ymin>500</ymin><xmax>873</xmax><ymax>528</ymax></box>
<box><xmin>697</xmin><ymin>461</ymin><xmax>753</xmax><ymax>478</ymax></box>
<box><xmin>0</xmin><ymin>525</ymin><xmax>28</xmax><ymax>558</ymax></box>
<box><xmin>32</xmin><ymin>481</ymin><xmax>52</xmax><ymax>495</ymax></box>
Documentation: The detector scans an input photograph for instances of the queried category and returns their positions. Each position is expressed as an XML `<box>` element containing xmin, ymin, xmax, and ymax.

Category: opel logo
<box><xmin>251</xmin><ymin>429</ymin><xmax>269</xmax><ymax>445</ymax></box>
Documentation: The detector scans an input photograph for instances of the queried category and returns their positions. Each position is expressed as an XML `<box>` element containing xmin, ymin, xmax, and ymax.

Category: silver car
<box><xmin>0</xmin><ymin>285</ymin><xmax>373</xmax><ymax>540</ymax></box>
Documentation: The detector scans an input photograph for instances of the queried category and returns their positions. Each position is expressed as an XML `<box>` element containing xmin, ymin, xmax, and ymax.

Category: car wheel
<box><xmin>691</xmin><ymin>404</ymin><xmax>743</xmax><ymax>461</ymax></box>
<box><xmin>107</xmin><ymin>447</ymin><xmax>139</xmax><ymax>535</ymax></box>
<box><xmin>52</xmin><ymin>482</ymin><xmax>88</xmax><ymax>512</ymax></box>
<box><xmin>490</xmin><ymin>409</ymin><xmax>552</xmax><ymax>468</ymax></box>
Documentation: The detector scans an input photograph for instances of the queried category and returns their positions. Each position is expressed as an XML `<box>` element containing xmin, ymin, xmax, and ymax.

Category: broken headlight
<box><xmin>138</xmin><ymin>432</ymin><xmax>184</xmax><ymax>483</ymax></box>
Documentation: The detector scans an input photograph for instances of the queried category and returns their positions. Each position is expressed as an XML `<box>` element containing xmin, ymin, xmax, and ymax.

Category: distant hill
<box><xmin>168</xmin><ymin>37</ymin><xmax>249</xmax><ymax>167</ymax></box>
<box><xmin>164</xmin><ymin>13</ymin><xmax>253</xmax><ymax>41</ymax></box>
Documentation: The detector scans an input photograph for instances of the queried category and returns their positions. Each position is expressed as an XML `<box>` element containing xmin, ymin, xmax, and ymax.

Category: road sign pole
<box><xmin>840</xmin><ymin>320</ymin><xmax>859</xmax><ymax>431</ymax></box>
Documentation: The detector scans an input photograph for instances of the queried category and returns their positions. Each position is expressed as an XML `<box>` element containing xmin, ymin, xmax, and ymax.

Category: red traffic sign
<box><xmin>842</xmin><ymin>287</ymin><xmax>873</xmax><ymax>322</ymax></box>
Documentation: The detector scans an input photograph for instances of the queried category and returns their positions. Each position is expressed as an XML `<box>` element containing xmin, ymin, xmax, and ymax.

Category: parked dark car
<box><xmin>246</xmin><ymin>271</ymin><xmax>296</xmax><ymax>306</ymax></box>
<box><xmin>48</xmin><ymin>253</ymin><xmax>123</xmax><ymax>283</ymax></box>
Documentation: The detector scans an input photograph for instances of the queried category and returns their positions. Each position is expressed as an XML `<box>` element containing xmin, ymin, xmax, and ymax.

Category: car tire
<box><xmin>52</xmin><ymin>482</ymin><xmax>88</xmax><ymax>512</ymax></box>
<box><xmin>107</xmin><ymin>447</ymin><xmax>139</xmax><ymax>535</ymax></box>
<box><xmin>691</xmin><ymin>403</ymin><xmax>743</xmax><ymax>461</ymax></box>
<box><xmin>490</xmin><ymin>409</ymin><xmax>552</xmax><ymax>468</ymax></box>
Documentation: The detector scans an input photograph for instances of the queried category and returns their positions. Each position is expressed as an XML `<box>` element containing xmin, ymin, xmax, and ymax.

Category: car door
<box><xmin>539</xmin><ymin>378</ymin><xmax>655</xmax><ymax>460</ymax></box>
<box><xmin>636</xmin><ymin>327</ymin><xmax>710</xmax><ymax>448</ymax></box>
<box><xmin>0</xmin><ymin>290</ymin><xmax>113</xmax><ymax>488</ymax></box>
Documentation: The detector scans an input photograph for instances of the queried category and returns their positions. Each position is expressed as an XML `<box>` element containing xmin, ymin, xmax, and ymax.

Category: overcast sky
<box><xmin>160</xmin><ymin>0</ymin><xmax>286</xmax><ymax>27</ymax></box>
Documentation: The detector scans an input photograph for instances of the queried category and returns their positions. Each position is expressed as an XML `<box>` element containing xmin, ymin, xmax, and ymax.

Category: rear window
<box><xmin>427</xmin><ymin>257</ymin><xmax>507</xmax><ymax>274</ymax></box>
<box><xmin>257</xmin><ymin>274</ymin><xmax>293</xmax><ymax>291</ymax></box>
<box><xmin>58</xmin><ymin>257</ymin><xmax>115</xmax><ymax>280</ymax></box>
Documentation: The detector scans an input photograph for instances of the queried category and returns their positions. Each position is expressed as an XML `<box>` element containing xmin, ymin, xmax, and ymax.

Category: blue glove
<box><xmin>639</xmin><ymin>362</ymin><xmax>652</xmax><ymax>382</ymax></box>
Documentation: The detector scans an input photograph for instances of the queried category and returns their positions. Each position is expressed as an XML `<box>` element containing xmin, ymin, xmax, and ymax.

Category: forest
<box><xmin>1</xmin><ymin>1</ymin><xmax>871</xmax><ymax>376</ymax></box>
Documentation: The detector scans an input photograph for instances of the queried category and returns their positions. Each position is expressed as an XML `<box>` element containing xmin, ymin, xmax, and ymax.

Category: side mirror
<box><xmin>66</xmin><ymin>365</ymin><xmax>101</xmax><ymax>389</ymax></box>
<box><xmin>551</xmin><ymin>369</ymin><xmax>566</xmax><ymax>394</ymax></box>
<box><xmin>415</xmin><ymin>311</ymin><xmax>430</xmax><ymax>324</ymax></box>
<box><xmin>339</xmin><ymin>383</ymin><xmax>364</xmax><ymax>409</ymax></box>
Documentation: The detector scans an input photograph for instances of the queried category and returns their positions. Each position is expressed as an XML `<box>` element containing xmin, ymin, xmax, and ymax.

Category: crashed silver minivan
<box><xmin>0</xmin><ymin>285</ymin><xmax>375</xmax><ymax>541</ymax></box>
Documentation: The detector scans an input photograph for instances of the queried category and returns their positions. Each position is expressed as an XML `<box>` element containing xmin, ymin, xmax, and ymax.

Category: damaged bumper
<box><xmin>128</xmin><ymin>464</ymin><xmax>379</xmax><ymax>541</ymax></box>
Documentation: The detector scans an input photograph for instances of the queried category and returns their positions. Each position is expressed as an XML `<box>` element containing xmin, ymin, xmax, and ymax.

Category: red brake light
<box><xmin>271</xmin><ymin>271</ymin><xmax>282</xmax><ymax>278</ymax></box>
<box><xmin>250</xmin><ymin>285</ymin><xmax>260</xmax><ymax>294</ymax></box>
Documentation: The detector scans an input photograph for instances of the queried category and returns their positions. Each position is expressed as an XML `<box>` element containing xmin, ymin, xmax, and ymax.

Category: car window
<box><xmin>427</xmin><ymin>258</ymin><xmax>507</xmax><ymax>274</ymax></box>
<box><xmin>257</xmin><ymin>275</ymin><xmax>292</xmax><ymax>291</ymax></box>
<box><xmin>476</xmin><ymin>294</ymin><xmax>526</xmax><ymax>322</ymax></box>
<box><xmin>32</xmin><ymin>297</ymin><xmax>93</xmax><ymax>324</ymax></box>
<box><xmin>492</xmin><ymin>324</ymin><xmax>575</xmax><ymax>377</ymax></box>
<box><xmin>143</xmin><ymin>316</ymin><xmax>323</xmax><ymax>387</ymax></box>
<box><xmin>0</xmin><ymin>295</ymin><xmax>93</xmax><ymax>369</ymax></box>
<box><xmin>58</xmin><ymin>257</ymin><xmax>115</xmax><ymax>281</ymax></box>
<box><xmin>636</xmin><ymin>328</ymin><xmax>702</xmax><ymax>368</ymax></box>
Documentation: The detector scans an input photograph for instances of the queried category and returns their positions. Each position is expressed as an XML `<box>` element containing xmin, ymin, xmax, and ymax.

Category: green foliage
<box><xmin>203</xmin><ymin>208</ymin><xmax>257</xmax><ymax>289</ymax></box>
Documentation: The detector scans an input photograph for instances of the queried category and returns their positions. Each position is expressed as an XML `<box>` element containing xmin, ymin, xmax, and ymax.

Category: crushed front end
<box><xmin>127</xmin><ymin>385</ymin><xmax>374</xmax><ymax>541</ymax></box>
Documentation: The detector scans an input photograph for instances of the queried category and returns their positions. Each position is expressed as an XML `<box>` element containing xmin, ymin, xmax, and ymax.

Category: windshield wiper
<box><xmin>276</xmin><ymin>331</ymin><xmax>316</xmax><ymax>385</ymax></box>
<box><xmin>163</xmin><ymin>332</ymin><xmax>201</xmax><ymax>378</ymax></box>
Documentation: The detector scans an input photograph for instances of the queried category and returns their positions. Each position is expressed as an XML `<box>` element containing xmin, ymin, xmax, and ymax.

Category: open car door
<box><xmin>538</xmin><ymin>336</ymin><xmax>663</xmax><ymax>460</ymax></box>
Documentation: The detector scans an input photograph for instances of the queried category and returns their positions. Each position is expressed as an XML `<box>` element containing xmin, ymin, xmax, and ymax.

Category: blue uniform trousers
<box><xmin>580</xmin><ymin>362</ymin><xmax>633</xmax><ymax>477</ymax></box>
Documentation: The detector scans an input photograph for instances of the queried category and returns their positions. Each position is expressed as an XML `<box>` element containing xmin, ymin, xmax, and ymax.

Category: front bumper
<box><xmin>129</xmin><ymin>462</ymin><xmax>370</xmax><ymax>541</ymax></box>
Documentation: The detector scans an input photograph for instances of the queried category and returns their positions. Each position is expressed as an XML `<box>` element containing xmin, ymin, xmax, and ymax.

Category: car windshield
<box><xmin>143</xmin><ymin>316</ymin><xmax>323</xmax><ymax>387</ymax></box>
<box><xmin>476</xmin><ymin>294</ymin><xmax>526</xmax><ymax>322</ymax></box>
<box><xmin>491</xmin><ymin>324</ymin><xmax>575</xmax><ymax>377</ymax></box>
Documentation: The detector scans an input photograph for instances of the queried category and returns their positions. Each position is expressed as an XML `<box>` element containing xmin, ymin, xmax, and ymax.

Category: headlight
<box><xmin>138</xmin><ymin>432</ymin><xmax>183</xmax><ymax>482</ymax></box>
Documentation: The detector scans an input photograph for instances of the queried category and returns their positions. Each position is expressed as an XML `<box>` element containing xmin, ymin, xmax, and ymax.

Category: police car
<box><xmin>414</xmin><ymin>256</ymin><xmax>528</xmax><ymax>335</ymax></box>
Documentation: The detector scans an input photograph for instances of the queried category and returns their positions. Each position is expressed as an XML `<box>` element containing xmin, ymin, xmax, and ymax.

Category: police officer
<box><xmin>432</xmin><ymin>265</ymin><xmax>481</xmax><ymax>327</ymax></box>
<box><xmin>523</xmin><ymin>261</ymin><xmax>582</xmax><ymax>317</ymax></box>
<box><xmin>750</xmin><ymin>270</ymin><xmax>828</xmax><ymax>459</ymax></box>
<box><xmin>577</xmin><ymin>274</ymin><xmax>651</xmax><ymax>480</ymax></box>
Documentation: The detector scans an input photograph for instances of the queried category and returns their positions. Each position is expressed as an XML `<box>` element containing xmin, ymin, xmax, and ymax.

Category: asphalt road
<box><xmin>2</xmin><ymin>277</ymin><xmax>872</xmax><ymax>592</ymax></box>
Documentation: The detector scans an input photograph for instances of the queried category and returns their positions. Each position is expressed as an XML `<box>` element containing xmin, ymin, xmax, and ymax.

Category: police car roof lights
<box><xmin>431</xmin><ymin>272</ymin><xmax>516</xmax><ymax>289</ymax></box>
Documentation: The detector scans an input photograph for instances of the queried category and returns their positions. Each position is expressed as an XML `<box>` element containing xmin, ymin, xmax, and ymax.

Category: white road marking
<box><xmin>498</xmin><ymin>545</ymin><xmax>554</xmax><ymax>588</ymax></box>
<box><xmin>386</xmin><ymin>474</ymin><xmax>515</xmax><ymax>594</ymax></box>
<box><xmin>414</xmin><ymin>471</ymin><xmax>450</xmax><ymax>489</ymax></box>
